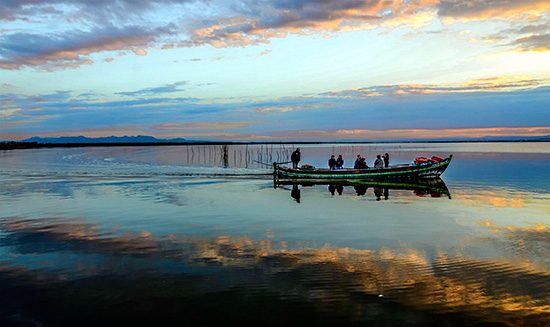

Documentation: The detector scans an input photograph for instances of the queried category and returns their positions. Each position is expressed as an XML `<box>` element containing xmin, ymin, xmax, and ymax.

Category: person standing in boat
<box><xmin>328</xmin><ymin>155</ymin><xmax>337</xmax><ymax>170</ymax></box>
<box><xmin>336</xmin><ymin>155</ymin><xmax>344</xmax><ymax>169</ymax></box>
<box><xmin>291</xmin><ymin>148</ymin><xmax>301</xmax><ymax>169</ymax></box>
<box><xmin>374</xmin><ymin>155</ymin><xmax>384</xmax><ymax>169</ymax></box>
<box><xmin>383</xmin><ymin>153</ymin><xmax>390</xmax><ymax>168</ymax></box>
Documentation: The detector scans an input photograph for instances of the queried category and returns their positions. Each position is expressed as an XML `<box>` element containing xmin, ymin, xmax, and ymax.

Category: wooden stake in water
<box><xmin>222</xmin><ymin>145</ymin><xmax>228</xmax><ymax>168</ymax></box>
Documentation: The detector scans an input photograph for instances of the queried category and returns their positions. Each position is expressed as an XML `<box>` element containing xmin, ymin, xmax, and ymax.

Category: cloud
<box><xmin>320</xmin><ymin>89</ymin><xmax>382</xmax><ymax>98</ymax></box>
<box><xmin>1</xmin><ymin>80</ymin><xmax>548</xmax><ymax>141</ymax></box>
<box><xmin>116</xmin><ymin>81</ymin><xmax>187</xmax><ymax>97</ymax></box>
<box><xmin>1</xmin><ymin>1</ymin><xmax>549</xmax><ymax>70</ymax></box>
<box><xmin>4</xmin><ymin>124</ymin><xmax>549</xmax><ymax>142</ymax></box>
<box><xmin>151</xmin><ymin>121</ymin><xmax>259</xmax><ymax>131</ymax></box>
<box><xmin>253</xmin><ymin>103</ymin><xmax>332</xmax><ymax>114</ymax></box>
<box><xmin>438</xmin><ymin>0</ymin><xmax>550</xmax><ymax>21</ymax></box>
<box><xmin>0</xmin><ymin>0</ymin><xmax>194</xmax><ymax>22</ymax></box>
<box><xmin>0</xmin><ymin>108</ymin><xmax>21</xmax><ymax>118</ymax></box>
<box><xmin>259</xmin><ymin>49</ymin><xmax>272</xmax><ymax>56</ymax></box>
<box><xmin>0</xmin><ymin>25</ymin><xmax>172</xmax><ymax>70</ymax></box>
<box><xmin>132</xmin><ymin>48</ymin><xmax>148</xmax><ymax>56</ymax></box>
<box><xmin>182</xmin><ymin>1</ymin><xmax>439</xmax><ymax>48</ymax></box>
<box><xmin>265</xmin><ymin>126</ymin><xmax>550</xmax><ymax>141</ymax></box>
<box><xmin>512</xmin><ymin>33</ymin><xmax>550</xmax><ymax>52</ymax></box>
<box><xmin>323</xmin><ymin>77</ymin><xmax>544</xmax><ymax>98</ymax></box>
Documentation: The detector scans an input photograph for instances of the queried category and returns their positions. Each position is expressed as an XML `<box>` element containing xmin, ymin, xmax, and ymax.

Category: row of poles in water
<box><xmin>181</xmin><ymin>144</ymin><xmax>404</xmax><ymax>168</ymax></box>
<box><xmin>184</xmin><ymin>144</ymin><xmax>294</xmax><ymax>168</ymax></box>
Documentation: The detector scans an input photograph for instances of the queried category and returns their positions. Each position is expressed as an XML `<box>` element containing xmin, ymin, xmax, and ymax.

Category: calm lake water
<box><xmin>1</xmin><ymin>143</ymin><xmax>549</xmax><ymax>326</ymax></box>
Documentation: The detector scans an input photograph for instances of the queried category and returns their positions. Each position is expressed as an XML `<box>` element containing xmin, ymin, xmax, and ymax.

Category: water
<box><xmin>1</xmin><ymin>143</ymin><xmax>549</xmax><ymax>326</ymax></box>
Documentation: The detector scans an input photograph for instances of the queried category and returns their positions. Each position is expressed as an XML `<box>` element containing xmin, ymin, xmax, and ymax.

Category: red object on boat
<box><xmin>414</xmin><ymin>157</ymin><xmax>430</xmax><ymax>164</ymax></box>
<box><xmin>431</xmin><ymin>156</ymin><xmax>444</xmax><ymax>162</ymax></box>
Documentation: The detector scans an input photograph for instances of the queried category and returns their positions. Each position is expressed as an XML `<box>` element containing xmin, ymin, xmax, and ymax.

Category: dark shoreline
<box><xmin>1</xmin><ymin>139</ymin><xmax>549</xmax><ymax>151</ymax></box>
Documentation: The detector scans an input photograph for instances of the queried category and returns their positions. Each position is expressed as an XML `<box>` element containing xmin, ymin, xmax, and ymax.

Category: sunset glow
<box><xmin>1</xmin><ymin>1</ymin><xmax>549</xmax><ymax>141</ymax></box>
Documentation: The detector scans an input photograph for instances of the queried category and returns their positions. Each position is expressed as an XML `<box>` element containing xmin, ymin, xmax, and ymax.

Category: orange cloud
<box><xmin>266</xmin><ymin>126</ymin><xmax>550</xmax><ymax>141</ymax></box>
<box><xmin>253</xmin><ymin>103</ymin><xmax>332</xmax><ymax>114</ymax></box>
<box><xmin>151</xmin><ymin>121</ymin><xmax>260</xmax><ymax>131</ymax></box>
<box><xmin>182</xmin><ymin>1</ymin><xmax>440</xmax><ymax>48</ymax></box>
<box><xmin>513</xmin><ymin>33</ymin><xmax>550</xmax><ymax>52</ymax></box>
<box><xmin>324</xmin><ymin>76</ymin><xmax>544</xmax><ymax>97</ymax></box>
<box><xmin>438</xmin><ymin>0</ymin><xmax>550</xmax><ymax>22</ymax></box>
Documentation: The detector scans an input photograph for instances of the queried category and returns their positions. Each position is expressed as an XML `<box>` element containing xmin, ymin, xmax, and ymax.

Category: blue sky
<box><xmin>1</xmin><ymin>0</ymin><xmax>549</xmax><ymax>141</ymax></box>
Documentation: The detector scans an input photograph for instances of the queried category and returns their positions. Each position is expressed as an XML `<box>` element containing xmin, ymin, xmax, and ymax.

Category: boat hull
<box><xmin>275</xmin><ymin>155</ymin><xmax>452</xmax><ymax>180</ymax></box>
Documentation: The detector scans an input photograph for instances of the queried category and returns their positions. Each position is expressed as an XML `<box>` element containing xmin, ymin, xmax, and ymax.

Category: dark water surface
<box><xmin>1</xmin><ymin>143</ymin><xmax>549</xmax><ymax>326</ymax></box>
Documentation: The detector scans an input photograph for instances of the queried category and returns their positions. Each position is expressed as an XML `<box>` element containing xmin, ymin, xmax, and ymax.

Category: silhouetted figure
<box><xmin>291</xmin><ymin>148</ymin><xmax>301</xmax><ymax>169</ymax></box>
<box><xmin>354</xmin><ymin>155</ymin><xmax>362</xmax><ymax>169</ymax></box>
<box><xmin>374</xmin><ymin>155</ymin><xmax>384</xmax><ymax>169</ymax></box>
<box><xmin>328</xmin><ymin>184</ymin><xmax>336</xmax><ymax>195</ymax></box>
<box><xmin>328</xmin><ymin>155</ymin><xmax>337</xmax><ymax>170</ymax></box>
<box><xmin>336</xmin><ymin>185</ymin><xmax>343</xmax><ymax>195</ymax></box>
<box><xmin>374</xmin><ymin>187</ymin><xmax>383</xmax><ymax>201</ymax></box>
<box><xmin>384</xmin><ymin>187</ymin><xmax>389</xmax><ymax>200</ymax></box>
<box><xmin>354</xmin><ymin>184</ymin><xmax>368</xmax><ymax>196</ymax></box>
<box><xmin>336</xmin><ymin>155</ymin><xmax>344</xmax><ymax>169</ymax></box>
<box><xmin>383</xmin><ymin>153</ymin><xmax>390</xmax><ymax>168</ymax></box>
<box><xmin>291</xmin><ymin>184</ymin><xmax>301</xmax><ymax>203</ymax></box>
<box><xmin>354</xmin><ymin>155</ymin><xmax>368</xmax><ymax>169</ymax></box>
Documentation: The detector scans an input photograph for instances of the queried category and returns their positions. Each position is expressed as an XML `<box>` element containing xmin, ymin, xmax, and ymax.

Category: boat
<box><xmin>274</xmin><ymin>155</ymin><xmax>452</xmax><ymax>180</ymax></box>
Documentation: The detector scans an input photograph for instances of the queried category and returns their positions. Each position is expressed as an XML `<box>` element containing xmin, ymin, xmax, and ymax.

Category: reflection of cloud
<box><xmin>454</xmin><ymin>191</ymin><xmax>530</xmax><ymax>209</ymax></box>
<box><xmin>0</xmin><ymin>216</ymin><xmax>548</xmax><ymax>325</ymax></box>
<box><xmin>481</xmin><ymin>220</ymin><xmax>549</xmax><ymax>268</ymax></box>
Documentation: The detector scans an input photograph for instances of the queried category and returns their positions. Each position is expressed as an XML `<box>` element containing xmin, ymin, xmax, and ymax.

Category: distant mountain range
<box><xmin>11</xmin><ymin>134</ymin><xmax>550</xmax><ymax>144</ymax></box>
<box><xmin>22</xmin><ymin>135</ymin><xmax>190</xmax><ymax>144</ymax></box>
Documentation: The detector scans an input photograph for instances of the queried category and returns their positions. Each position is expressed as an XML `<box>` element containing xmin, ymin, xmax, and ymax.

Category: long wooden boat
<box><xmin>275</xmin><ymin>155</ymin><xmax>452</xmax><ymax>180</ymax></box>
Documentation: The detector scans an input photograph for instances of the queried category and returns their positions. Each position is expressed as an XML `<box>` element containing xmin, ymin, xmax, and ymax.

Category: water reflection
<box><xmin>0</xmin><ymin>216</ymin><xmax>548</xmax><ymax>326</ymax></box>
<box><xmin>1</xmin><ymin>143</ymin><xmax>549</xmax><ymax>325</ymax></box>
<box><xmin>276</xmin><ymin>179</ymin><xmax>451</xmax><ymax>202</ymax></box>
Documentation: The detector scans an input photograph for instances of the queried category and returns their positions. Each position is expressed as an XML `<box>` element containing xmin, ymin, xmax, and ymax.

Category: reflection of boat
<box><xmin>275</xmin><ymin>155</ymin><xmax>452</xmax><ymax>180</ymax></box>
<box><xmin>276</xmin><ymin>178</ymin><xmax>451</xmax><ymax>200</ymax></box>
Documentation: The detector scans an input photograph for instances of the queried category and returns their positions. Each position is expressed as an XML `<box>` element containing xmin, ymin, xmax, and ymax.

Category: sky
<box><xmin>0</xmin><ymin>0</ymin><xmax>549</xmax><ymax>141</ymax></box>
